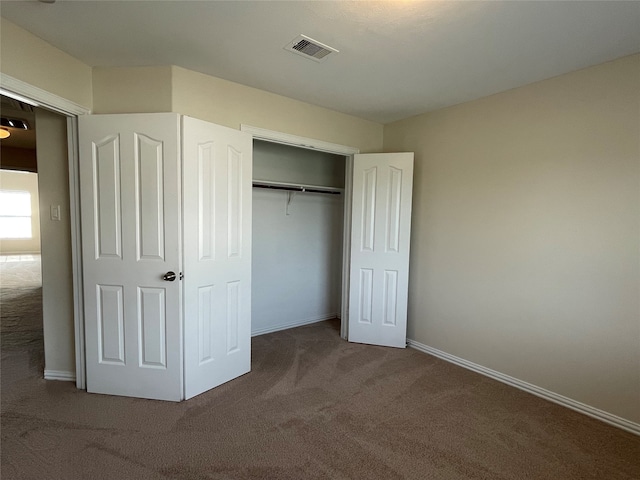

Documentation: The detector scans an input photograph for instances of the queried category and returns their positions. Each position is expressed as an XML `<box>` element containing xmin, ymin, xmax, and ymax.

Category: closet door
<box><xmin>182</xmin><ymin>116</ymin><xmax>253</xmax><ymax>399</ymax></box>
<box><xmin>348</xmin><ymin>153</ymin><xmax>414</xmax><ymax>348</ymax></box>
<box><xmin>79</xmin><ymin>113</ymin><xmax>183</xmax><ymax>401</ymax></box>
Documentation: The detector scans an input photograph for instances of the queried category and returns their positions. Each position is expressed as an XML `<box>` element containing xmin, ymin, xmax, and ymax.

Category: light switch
<box><xmin>50</xmin><ymin>205</ymin><xmax>61</xmax><ymax>221</ymax></box>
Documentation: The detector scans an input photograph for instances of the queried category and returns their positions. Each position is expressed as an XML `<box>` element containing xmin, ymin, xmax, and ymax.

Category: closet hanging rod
<box><xmin>252</xmin><ymin>181</ymin><xmax>342</xmax><ymax>195</ymax></box>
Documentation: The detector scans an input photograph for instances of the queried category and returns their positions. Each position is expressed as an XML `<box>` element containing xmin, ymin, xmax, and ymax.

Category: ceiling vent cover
<box><xmin>284</xmin><ymin>35</ymin><xmax>339</xmax><ymax>63</ymax></box>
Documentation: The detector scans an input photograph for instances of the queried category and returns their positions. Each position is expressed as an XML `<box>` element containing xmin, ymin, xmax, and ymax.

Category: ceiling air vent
<box><xmin>284</xmin><ymin>35</ymin><xmax>339</xmax><ymax>63</ymax></box>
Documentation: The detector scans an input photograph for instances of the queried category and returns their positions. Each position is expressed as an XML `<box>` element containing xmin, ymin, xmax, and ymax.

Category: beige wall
<box><xmin>384</xmin><ymin>54</ymin><xmax>640</xmax><ymax>423</ymax></box>
<box><xmin>90</xmin><ymin>65</ymin><xmax>383</xmax><ymax>151</ymax></box>
<box><xmin>92</xmin><ymin>66</ymin><xmax>172</xmax><ymax>114</ymax></box>
<box><xmin>171</xmin><ymin>66</ymin><xmax>383</xmax><ymax>152</ymax></box>
<box><xmin>35</xmin><ymin>109</ymin><xmax>75</xmax><ymax>376</ymax></box>
<box><xmin>0</xmin><ymin>18</ymin><xmax>92</xmax><ymax>109</ymax></box>
<box><xmin>0</xmin><ymin>169</ymin><xmax>41</xmax><ymax>254</ymax></box>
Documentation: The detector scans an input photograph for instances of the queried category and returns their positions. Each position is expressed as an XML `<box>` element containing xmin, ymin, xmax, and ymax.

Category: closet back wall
<box><xmin>252</xmin><ymin>141</ymin><xmax>345</xmax><ymax>336</ymax></box>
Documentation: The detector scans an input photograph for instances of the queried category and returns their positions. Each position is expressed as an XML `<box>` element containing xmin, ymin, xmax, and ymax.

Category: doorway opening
<box><xmin>0</xmin><ymin>91</ymin><xmax>82</xmax><ymax>386</ymax></box>
<box><xmin>242</xmin><ymin>123</ymin><xmax>361</xmax><ymax>343</ymax></box>
<box><xmin>0</xmin><ymin>95</ymin><xmax>43</xmax><ymax>372</ymax></box>
<box><xmin>251</xmin><ymin>139</ymin><xmax>347</xmax><ymax>338</ymax></box>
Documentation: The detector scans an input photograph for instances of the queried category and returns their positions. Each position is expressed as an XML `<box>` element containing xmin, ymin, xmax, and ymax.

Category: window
<box><xmin>0</xmin><ymin>190</ymin><xmax>33</xmax><ymax>239</ymax></box>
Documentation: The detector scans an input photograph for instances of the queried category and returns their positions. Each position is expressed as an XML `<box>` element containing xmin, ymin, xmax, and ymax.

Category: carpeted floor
<box><xmin>2</xmin><ymin>315</ymin><xmax>639</xmax><ymax>479</ymax></box>
<box><xmin>0</xmin><ymin>255</ymin><xmax>44</xmax><ymax>351</ymax></box>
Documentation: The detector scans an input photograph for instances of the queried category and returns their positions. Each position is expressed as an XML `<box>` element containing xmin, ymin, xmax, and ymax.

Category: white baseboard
<box><xmin>0</xmin><ymin>251</ymin><xmax>41</xmax><ymax>256</ymax></box>
<box><xmin>44</xmin><ymin>370</ymin><xmax>76</xmax><ymax>382</ymax></box>
<box><xmin>252</xmin><ymin>313</ymin><xmax>338</xmax><ymax>337</ymax></box>
<box><xmin>407</xmin><ymin>339</ymin><xmax>640</xmax><ymax>436</ymax></box>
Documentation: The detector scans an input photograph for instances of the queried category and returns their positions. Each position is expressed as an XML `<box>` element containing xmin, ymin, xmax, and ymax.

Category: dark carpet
<box><xmin>1</xmin><ymin>317</ymin><xmax>639</xmax><ymax>479</ymax></box>
<box><xmin>0</xmin><ymin>255</ymin><xmax>43</xmax><ymax>351</ymax></box>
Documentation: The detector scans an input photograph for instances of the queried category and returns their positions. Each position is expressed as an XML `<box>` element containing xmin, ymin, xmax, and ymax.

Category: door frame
<box><xmin>240</xmin><ymin>125</ymin><xmax>359</xmax><ymax>340</ymax></box>
<box><xmin>1</xmin><ymin>74</ymin><xmax>90</xmax><ymax>388</ymax></box>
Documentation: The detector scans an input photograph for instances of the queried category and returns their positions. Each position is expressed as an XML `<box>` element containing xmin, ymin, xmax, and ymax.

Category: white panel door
<box><xmin>182</xmin><ymin>116</ymin><xmax>252</xmax><ymax>399</ymax></box>
<box><xmin>79</xmin><ymin>113</ymin><xmax>183</xmax><ymax>401</ymax></box>
<box><xmin>348</xmin><ymin>153</ymin><xmax>414</xmax><ymax>348</ymax></box>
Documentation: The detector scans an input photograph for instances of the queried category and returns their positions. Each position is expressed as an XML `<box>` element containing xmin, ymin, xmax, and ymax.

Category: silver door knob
<box><xmin>163</xmin><ymin>271</ymin><xmax>177</xmax><ymax>282</ymax></box>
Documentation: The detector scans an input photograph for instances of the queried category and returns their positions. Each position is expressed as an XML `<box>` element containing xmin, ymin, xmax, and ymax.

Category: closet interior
<box><xmin>251</xmin><ymin>140</ymin><xmax>347</xmax><ymax>336</ymax></box>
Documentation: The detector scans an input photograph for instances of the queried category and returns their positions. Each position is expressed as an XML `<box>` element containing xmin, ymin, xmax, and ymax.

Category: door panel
<box><xmin>349</xmin><ymin>153</ymin><xmax>414</xmax><ymax>348</ymax></box>
<box><xmin>135</xmin><ymin>134</ymin><xmax>165</xmax><ymax>260</ymax></box>
<box><xmin>96</xmin><ymin>284</ymin><xmax>125</xmax><ymax>364</ymax></box>
<box><xmin>182</xmin><ymin>116</ymin><xmax>252</xmax><ymax>400</ymax></box>
<box><xmin>93</xmin><ymin>135</ymin><xmax>122</xmax><ymax>258</ymax></box>
<box><xmin>138</xmin><ymin>286</ymin><xmax>167</xmax><ymax>368</ymax></box>
<box><xmin>79</xmin><ymin>113</ymin><xmax>182</xmax><ymax>401</ymax></box>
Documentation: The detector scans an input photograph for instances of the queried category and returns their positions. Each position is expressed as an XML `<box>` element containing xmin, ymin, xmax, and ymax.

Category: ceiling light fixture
<box><xmin>1</xmin><ymin>117</ymin><xmax>29</xmax><ymax>130</ymax></box>
<box><xmin>0</xmin><ymin>128</ymin><xmax>10</xmax><ymax>139</ymax></box>
<box><xmin>0</xmin><ymin>89</ymin><xmax>39</xmax><ymax>107</ymax></box>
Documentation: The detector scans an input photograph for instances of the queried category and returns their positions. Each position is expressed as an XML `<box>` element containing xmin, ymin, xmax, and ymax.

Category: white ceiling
<box><xmin>1</xmin><ymin>1</ymin><xmax>639</xmax><ymax>124</ymax></box>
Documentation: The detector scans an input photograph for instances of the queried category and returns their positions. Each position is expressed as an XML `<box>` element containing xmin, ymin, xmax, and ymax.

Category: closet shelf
<box><xmin>252</xmin><ymin>180</ymin><xmax>343</xmax><ymax>195</ymax></box>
